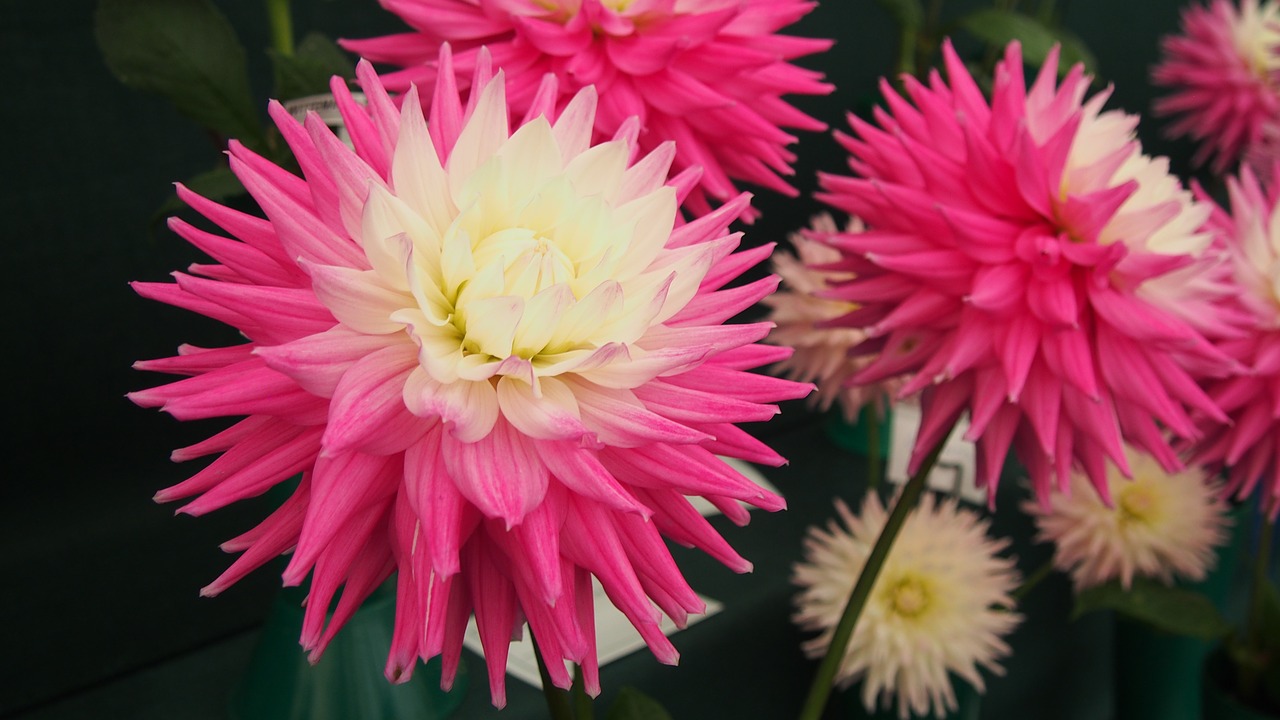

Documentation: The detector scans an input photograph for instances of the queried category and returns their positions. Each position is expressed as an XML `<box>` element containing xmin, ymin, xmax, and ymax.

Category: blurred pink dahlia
<box><xmin>763</xmin><ymin>213</ymin><xmax>896</xmax><ymax>422</ymax></box>
<box><xmin>818</xmin><ymin>41</ymin><xmax>1239</xmax><ymax>506</ymax></box>
<box><xmin>341</xmin><ymin>0</ymin><xmax>833</xmax><ymax>218</ymax></box>
<box><xmin>129</xmin><ymin>49</ymin><xmax>809</xmax><ymax>705</ymax></box>
<box><xmin>1152</xmin><ymin>0</ymin><xmax>1280</xmax><ymax>173</ymax></box>
<box><xmin>1191</xmin><ymin>163</ymin><xmax>1280</xmax><ymax>516</ymax></box>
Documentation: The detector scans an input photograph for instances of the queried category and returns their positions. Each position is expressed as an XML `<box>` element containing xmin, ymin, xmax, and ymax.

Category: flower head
<box><xmin>792</xmin><ymin>493</ymin><xmax>1020</xmax><ymax>719</ymax></box>
<box><xmin>1029</xmin><ymin>446</ymin><xmax>1231</xmax><ymax>590</ymax></box>
<box><xmin>1152</xmin><ymin>0</ymin><xmax>1280</xmax><ymax>173</ymax></box>
<box><xmin>763</xmin><ymin>213</ymin><xmax>896</xmax><ymax>421</ymax></box>
<box><xmin>129</xmin><ymin>49</ymin><xmax>809</xmax><ymax>705</ymax></box>
<box><xmin>342</xmin><ymin>0</ymin><xmax>833</xmax><ymax>218</ymax></box>
<box><xmin>817</xmin><ymin>40</ymin><xmax>1238</xmax><ymax>507</ymax></box>
<box><xmin>1190</xmin><ymin>162</ymin><xmax>1280</xmax><ymax>516</ymax></box>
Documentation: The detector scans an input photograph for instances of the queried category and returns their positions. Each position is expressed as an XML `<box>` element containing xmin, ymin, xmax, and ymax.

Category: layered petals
<box><xmin>131</xmin><ymin>52</ymin><xmax>804</xmax><ymax>703</ymax></box>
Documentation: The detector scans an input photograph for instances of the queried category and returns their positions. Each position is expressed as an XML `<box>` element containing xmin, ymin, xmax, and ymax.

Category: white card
<box><xmin>462</xmin><ymin>581</ymin><xmax>723</xmax><ymax>689</ymax></box>
<box><xmin>886</xmin><ymin>400</ymin><xmax>984</xmax><ymax>505</ymax></box>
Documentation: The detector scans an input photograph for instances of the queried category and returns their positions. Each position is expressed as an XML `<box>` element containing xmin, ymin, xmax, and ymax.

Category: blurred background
<box><xmin>1</xmin><ymin>0</ymin><xmax>1200</xmax><ymax>718</ymax></box>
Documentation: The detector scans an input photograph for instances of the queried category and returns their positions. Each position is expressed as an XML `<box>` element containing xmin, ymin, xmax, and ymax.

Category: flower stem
<box><xmin>572</xmin><ymin>664</ymin><xmax>594</xmax><ymax>720</ymax></box>
<box><xmin>866</xmin><ymin>409</ymin><xmax>883</xmax><ymax>492</ymax></box>
<box><xmin>534</xmin><ymin>635</ymin><xmax>574</xmax><ymax>720</ymax></box>
<box><xmin>797</xmin><ymin>426</ymin><xmax>953</xmax><ymax>720</ymax></box>
<box><xmin>1011</xmin><ymin>558</ymin><xmax>1054</xmax><ymax>602</ymax></box>
<box><xmin>266</xmin><ymin>0</ymin><xmax>295</xmax><ymax>57</ymax></box>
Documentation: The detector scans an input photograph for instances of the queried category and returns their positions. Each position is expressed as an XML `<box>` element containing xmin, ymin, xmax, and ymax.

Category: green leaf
<box><xmin>154</xmin><ymin>165</ymin><xmax>246</xmax><ymax>219</ymax></box>
<box><xmin>270</xmin><ymin>32</ymin><xmax>356</xmax><ymax>103</ymax></box>
<box><xmin>95</xmin><ymin>0</ymin><xmax>263</xmax><ymax>145</ymax></box>
<box><xmin>958</xmin><ymin>8</ymin><xmax>1097</xmax><ymax>75</ymax></box>
<box><xmin>1073</xmin><ymin>577</ymin><xmax>1232</xmax><ymax>640</ymax></box>
<box><xmin>873</xmin><ymin>0</ymin><xmax>923</xmax><ymax>29</ymax></box>
<box><xmin>607</xmin><ymin>687</ymin><xmax>674</xmax><ymax>720</ymax></box>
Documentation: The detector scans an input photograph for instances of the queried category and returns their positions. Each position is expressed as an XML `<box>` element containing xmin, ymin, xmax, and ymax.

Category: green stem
<box><xmin>797</xmin><ymin>426</ymin><xmax>953</xmax><ymax>720</ymax></box>
<box><xmin>266</xmin><ymin>0</ymin><xmax>295</xmax><ymax>57</ymax></box>
<box><xmin>1011</xmin><ymin>558</ymin><xmax>1054</xmax><ymax>602</ymax></box>
<box><xmin>534</xmin><ymin>636</ymin><xmax>574</xmax><ymax>720</ymax></box>
<box><xmin>896</xmin><ymin>22</ymin><xmax>918</xmax><ymax>80</ymax></box>
<box><xmin>866</xmin><ymin>409</ymin><xmax>883</xmax><ymax>492</ymax></box>
<box><xmin>572</xmin><ymin>664</ymin><xmax>594</xmax><ymax>720</ymax></box>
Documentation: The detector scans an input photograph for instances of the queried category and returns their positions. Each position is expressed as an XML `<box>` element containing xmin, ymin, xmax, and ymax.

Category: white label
<box><xmin>282</xmin><ymin>92</ymin><xmax>366</xmax><ymax>148</ymax></box>
<box><xmin>462</xmin><ymin>581</ymin><xmax>723</xmax><ymax>688</ymax></box>
<box><xmin>886</xmin><ymin>400</ymin><xmax>984</xmax><ymax>505</ymax></box>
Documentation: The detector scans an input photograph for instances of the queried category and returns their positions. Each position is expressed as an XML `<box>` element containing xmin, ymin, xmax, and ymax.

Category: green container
<box><xmin>1114</xmin><ymin>502</ymin><xmax>1252</xmax><ymax>720</ymax></box>
<box><xmin>230</xmin><ymin>581</ymin><xmax>466</xmax><ymax>720</ymax></box>
<box><xmin>823</xmin><ymin>406</ymin><xmax>891</xmax><ymax>459</ymax></box>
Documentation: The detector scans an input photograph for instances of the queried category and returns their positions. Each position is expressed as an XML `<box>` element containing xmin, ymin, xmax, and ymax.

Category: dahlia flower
<box><xmin>1152</xmin><ymin>0</ymin><xmax>1280</xmax><ymax>173</ymax></box>
<box><xmin>341</xmin><ymin>0</ymin><xmax>833</xmax><ymax>218</ymax></box>
<box><xmin>763</xmin><ymin>213</ymin><xmax>896</xmax><ymax>422</ymax></box>
<box><xmin>817</xmin><ymin>40</ymin><xmax>1238</xmax><ymax>506</ymax></box>
<box><xmin>792</xmin><ymin>493</ymin><xmax>1020</xmax><ymax>719</ymax></box>
<box><xmin>1191</xmin><ymin>163</ymin><xmax>1280</xmax><ymax>516</ymax></box>
<box><xmin>129</xmin><ymin>48</ymin><xmax>810</xmax><ymax>705</ymax></box>
<box><xmin>1028</xmin><ymin>446</ymin><xmax>1231</xmax><ymax>590</ymax></box>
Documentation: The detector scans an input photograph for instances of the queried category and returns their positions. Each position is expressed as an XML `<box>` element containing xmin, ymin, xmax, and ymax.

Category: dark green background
<box><xmin>2</xmin><ymin>0</ymin><xmax>1200</xmax><ymax>717</ymax></box>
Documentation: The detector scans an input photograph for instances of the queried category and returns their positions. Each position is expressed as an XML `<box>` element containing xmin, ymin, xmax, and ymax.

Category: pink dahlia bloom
<box><xmin>1191</xmin><ymin>163</ymin><xmax>1280</xmax><ymax>516</ymax></box>
<box><xmin>129</xmin><ymin>49</ymin><xmax>809</xmax><ymax>705</ymax></box>
<box><xmin>763</xmin><ymin>213</ymin><xmax>897</xmax><ymax>422</ymax></box>
<box><xmin>1152</xmin><ymin>0</ymin><xmax>1280</xmax><ymax>173</ymax></box>
<box><xmin>818</xmin><ymin>41</ymin><xmax>1239</xmax><ymax>506</ymax></box>
<box><xmin>341</xmin><ymin>0</ymin><xmax>833</xmax><ymax>218</ymax></box>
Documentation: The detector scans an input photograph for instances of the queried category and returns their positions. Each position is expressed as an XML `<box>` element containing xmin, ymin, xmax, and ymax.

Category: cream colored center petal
<box><xmin>372</xmin><ymin>114</ymin><xmax>686</xmax><ymax>387</ymax></box>
<box><xmin>880</xmin><ymin>573</ymin><xmax>934</xmax><ymax>620</ymax></box>
<box><xmin>1117</xmin><ymin>480</ymin><xmax>1163</xmax><ymax>528</ymax></box>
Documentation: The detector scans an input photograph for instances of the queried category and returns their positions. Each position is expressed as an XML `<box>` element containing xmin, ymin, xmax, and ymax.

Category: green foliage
<box><xmin>270</xmin><ymin>33</ymin><xmax>357</xmax><ymax>103</ymax></box>
<box><xmin>958</xmin><ymin>8</ymin><xmax>1097</xmax><ymax>75</ymax></box>
<box><xmin>94</xmin><ymin>0</ymin><xmax>264</xmax><ymax>148</ymax></box>
<box><xmin>873</xmin><ymin>0</ymin><xmax>923</xmax><ymax>30</ymax></box>
<box><xmin>1073</xmin><ymin>576</ymin><xmax>1233</xmax><ymax>640</ymax></box>
<box><xmin>606</xmin><ymin>688</ymin><xmax>674</xmax><ymax>720</ymax></box>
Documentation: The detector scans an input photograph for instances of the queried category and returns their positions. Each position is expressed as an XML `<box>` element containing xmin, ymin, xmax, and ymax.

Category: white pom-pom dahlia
<box><xmin>1028</xmin><ymin>446</ymin><xmax>1231</xmax><ymax>590</ymax></box>
<box><xmin>792</xmin><ymin>494</ymin><xmax>1020</xmax><ymax>719</ymax></box>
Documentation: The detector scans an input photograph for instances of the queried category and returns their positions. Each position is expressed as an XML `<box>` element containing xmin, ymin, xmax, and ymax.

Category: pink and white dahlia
<box><xmin>341</xmin><ymin>0</ymin><xmax>833</xmax><ymax>218</ymax></box>
<box><xmin>1028</xmin><ymin>445</ymin><xmax>1231</xmax><ymax>590</ymax></box>
<box><xmin>1191</xmin><ymin>163</ymin><xmax>1280</xmax><ymax>516</ymax></box>
<box><xmin>817</xmin><ymin>41</ymin><xmax>1239</xmax><ymax>506</ymax></box>
<box><xmin>763</xmin><ymin>213</ymin><xmax>896</xmax><ymax>422</ymax></box>
<box><xmin>1152</xmin><ymin>0</ymin><xmax>1280</xmax><ymax>173</ymax></box>
<box><xmin>129</xmin><ymin>49</ymin><xmax>810</xmax><ymax>705</ymax></box>
<box><xmin>793</xmin><ymin>493</ymin><xmax>1020</xmax><ymax>719</ymax></box>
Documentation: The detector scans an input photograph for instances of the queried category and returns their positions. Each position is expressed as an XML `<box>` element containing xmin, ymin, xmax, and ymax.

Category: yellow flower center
<box><xmin>885</xmin><ymin>575</ymin><xmax>932</xmax><ymax>619</ymax></box>
<box><xmin>1118</xmin><ymin>481</ymin><xmax>1161</xmax><ymax>527</ymax></box>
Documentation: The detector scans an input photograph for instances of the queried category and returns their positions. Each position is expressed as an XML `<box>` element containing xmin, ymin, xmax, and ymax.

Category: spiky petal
<box><xmin>792</xmin><ymin>493</ymin><xmax>1021</xmax><ymax>720</ymax></box>
<box><xmin>129</xmin><ymin>50</ymin><xmax>809</xmax><ymax>705</ymax></box>
<box><xmin>341</xmin><ymin>0</ymin><xmax>833</xmax><ymax>218</ymax></box>
<box><xmin>1028</xmin><ymin>445</ymin><xmax>1232</xmax><ymax>590</ymax></box>
<box><xmin>1152</xmin><ymin>0</ymin><xmax>1280</xmax><ymax>173</ymax></box>
<box><xmin>817</xmin><ymin>40</ymin><xmax>1239</xmax><ymax>507</ymax></box>
<box><xmin>763</xmin><ymin>213</ymin><xmax>899</xmax><ymax>422</ymax></box>
<box><xmin>1190</xmin><ymin>163</ymin><xmax>1280</xmax><ymax>517</ymax></box>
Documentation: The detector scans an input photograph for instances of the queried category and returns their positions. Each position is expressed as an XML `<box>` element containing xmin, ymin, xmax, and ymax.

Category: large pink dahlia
<box><xmin>1152</xmin><ymin>0</ymin><xmax>1280</xmax><ymax>173</ymax></box>
<box><xmin>341</xmin><ymin>0</ymin><xmax>833</xmax><ymax>218</ymax></box>
<box><xmin>817</xmin><ymin>41</ymin><xmax>1239</xmax><ymax>505</ymax></box>
<box><xmin>1191</xmin><ymin>164</ymin><xmax>1280</xmax><ymax>516</ymax></box>
<box><xmin>129</xmin><ymin>50</ymin><xmax>809</xmax><ymax>705</ymax></box>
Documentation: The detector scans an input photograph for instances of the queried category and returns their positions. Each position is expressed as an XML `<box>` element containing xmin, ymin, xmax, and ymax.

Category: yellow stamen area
<box><xmin>1117</xmin><ymin>481</ymin><xmax>1161</xmax><ymax>527</ymax></box>
<box><xmin>883</xmin><ymin>574</ymin><xmax>932</xmax><ymax>619</ymax></box>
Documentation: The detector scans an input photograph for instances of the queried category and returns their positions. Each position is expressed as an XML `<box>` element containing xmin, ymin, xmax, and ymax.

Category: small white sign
<box><xmin>282</xmin><ymin>92</ymin><xmax>365</xmax><ymax>148</ymax></box>
<box><xmin>462</xmin><ymin>581</ymin><xmax>723</xmax><ymax>689</ymax></box>
<box><xmin>886</xmin><ymin>400</ymin><xmax>984</xmax><ymax>505</ymax></box>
